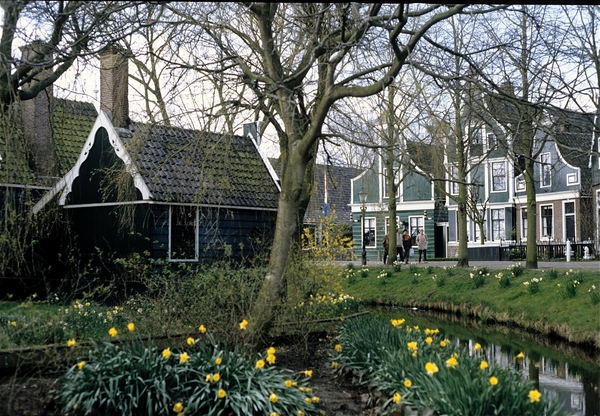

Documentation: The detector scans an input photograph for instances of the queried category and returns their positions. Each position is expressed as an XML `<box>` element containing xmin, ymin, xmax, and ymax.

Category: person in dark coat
<box><xmin>402</xmin><ymin>229</ymin><xmax>412</xmax><ymax>264</ymax></box>
<box><xmin>382</xmin><ymin>233</ymin><xmax>389</xmax><ymax>264</ymax></box>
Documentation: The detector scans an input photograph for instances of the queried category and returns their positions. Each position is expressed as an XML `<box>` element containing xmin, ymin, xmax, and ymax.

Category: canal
<box><xmin>373</xmin><ymin>307</ymin><xmax>600</xmax><ymax>416</ymax></box>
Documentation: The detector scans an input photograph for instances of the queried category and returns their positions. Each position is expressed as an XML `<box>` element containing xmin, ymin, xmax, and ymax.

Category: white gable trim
<box><xmin>57</xmin><ymin>111</ymin><xmax>152</xmax><ymax>206</ymax></box>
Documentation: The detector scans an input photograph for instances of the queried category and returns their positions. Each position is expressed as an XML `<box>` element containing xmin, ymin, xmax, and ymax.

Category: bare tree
<box><xmin>0</xmin><ymin>1</ymin><xmax>144</xmax><ymax>110</ymax></box>
<box><xmin>159</xmin><ymin>3</ymin><xmax>505</xmax><ymax>339</ymax></box>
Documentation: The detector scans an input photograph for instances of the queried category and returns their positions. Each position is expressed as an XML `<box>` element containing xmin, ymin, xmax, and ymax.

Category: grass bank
<box><xmin>341</xmin><ymin>263</ymin><xmax>600</xmax><ymax>349</ymax></box>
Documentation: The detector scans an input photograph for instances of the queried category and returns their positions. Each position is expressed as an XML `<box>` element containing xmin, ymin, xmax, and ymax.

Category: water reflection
<box><xmin>374</xmin><ymin>307</ymin><xmax>599</xmax><ymax>416</ymax></box>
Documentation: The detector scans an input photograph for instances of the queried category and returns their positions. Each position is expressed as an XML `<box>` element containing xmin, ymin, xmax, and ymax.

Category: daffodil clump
<box><xmin>291</xmin><ymin>292</ymin><xmax>360</xmax><ymax>321</ymax></box>
<box><xmin>56</xmin><ymin>322</ymin><xmax>323</xmax><ymax>416</ymax></box>
<box><xmin>524</xmin><ymin>277</ymin><xmax>543</xmax><ymax>294</ymax></box>
<box><xmin>469</xmin><ymin>266</ymin><xmax>489</xmax><ymax>289</ymax></box>
<box><xmin>331</xmin><ymin>315</ymin><xmax>563</xmax><ymax>416</ymax></box>
<box><xmin>588</xmin><ymin>285</ymin><xmax>600</xmax><ymax>305</ymax></box>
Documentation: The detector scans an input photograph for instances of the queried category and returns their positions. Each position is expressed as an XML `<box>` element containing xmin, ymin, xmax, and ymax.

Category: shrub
<box><xmin>496</xmin><ymin>272</ymin><xmax>511</xmax><ymax>288</ymax></box>
<box><xmin>523</xmin><ymin>277</ymin><xmax>542</xmax><ymax>294</ymax></box>
<box><xmin>508</xmin><ymin>263</ymin><xmax>524</xmax><ymax>278</ymax></box>
<box><xmin>56</xmin><ymin>331</ymin><xmax>323</xmax><ymax>416</ymax></box>
<box><xmin>431</xmin><ymin>274</ymin><xmax>446</xmax><ymax>287</ymax></box>
<box><xmin>558</xmin><ymin>280</ymin><xmax>580</xmax><ymax>299</ymax></box>
<box><xmin>332</xmin><ymin>315</ymin><xmax>563</xmax><ymax>416</ymax></box>
<box><xmin>588</xmin><ymin>285</ymin><xmax>600</xmax><ymax>305</ymax></box>
<box><xmin>469</xmin><ymin>267</ymin><xmax>488</xmax><ymax>289</ymax></box>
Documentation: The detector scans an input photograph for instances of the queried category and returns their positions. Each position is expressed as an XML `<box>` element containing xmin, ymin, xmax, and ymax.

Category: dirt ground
<box><xmin>0</xmin><ymin>339</ymin><xmax>373</xmax><ymax>416</ymax></box>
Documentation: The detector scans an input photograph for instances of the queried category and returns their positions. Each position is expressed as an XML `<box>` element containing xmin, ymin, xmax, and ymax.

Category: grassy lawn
<box><xmin>341</xmin><ymin>263</ymin><xmax>600</xmax><ymax>347</ymax></box>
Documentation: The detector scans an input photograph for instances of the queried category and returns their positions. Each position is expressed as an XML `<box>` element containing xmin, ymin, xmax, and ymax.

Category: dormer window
<box><xmin>540</xmin><ymin>153</ymin><xmax>551</xmax><ymax>188</ymax></box>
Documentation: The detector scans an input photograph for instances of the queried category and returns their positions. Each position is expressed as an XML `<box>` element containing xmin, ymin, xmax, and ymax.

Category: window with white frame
<box><xmin>564</xmin><ymin>202</ymin><xmax>575</xmax><ymax>242</ymax></box>
<box><xmin>541</xmin><ymin>205</ymin><xmax>553</xmax><ymax>239</ymax></box>
<box><xmin>491</xmin><ymin>161</ymin><xmax>506</xmax><ymax>192</ymax></box>
<box><xmin>515</xmin><ymin>175</ymin><xmax>525</xmax><ymax>192</ymax></box>
<box><xmin>409</xmin><ymin>216</ymin><xmax>424</xmax><ymax>245</ymax></box>
<box><xmin>521</xmin><ymin>208</ymin><xmax>527</xmax><ymax>239</ymax></box>
<box><xmin>384</xmin><ymin>216</ymin><xmax>399</xmax><ymax>236</ymax></box>
<box><xmin>491</xmin><ymin>208</ymin><xmax>505</xmax><ymax>240</ymax></box>
<box><xmin>473</xmin><ymin>215</ymin><xmax>486</xmax><ymax>242</ymax></box>
<box><xmin>450</xmin><ymin>166</ymin><xmax>459</xmax><ymax>195</ymax></box>
<box><xmin>566</xmin><ymin>173</ymin><xmax>578</xmax><ymax>186</ymax></box>
<box><xmin>382</xmin><ymin>168</ymin><xmax>399</xmax><ymax>198</ymax></box>
<box><xmin>540</xmin><ymin>153</ymin><xmax>551</xmax><ymax>187</ymax></box>
<box><xmin>363</xmin><ymin>217</ymin><xmax>376</xmax><ymax>247</ymax></box>
<box><xmin>171</xmin><ymin>206</ymin><xmax>198</xmax><ymax>260</ymax></box>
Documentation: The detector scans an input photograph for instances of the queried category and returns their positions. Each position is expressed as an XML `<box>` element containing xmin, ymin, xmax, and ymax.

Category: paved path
<box><xmin>341</xmin><ymin>259</ymin><xmax>600</xmax><ymax>270</ymax></box>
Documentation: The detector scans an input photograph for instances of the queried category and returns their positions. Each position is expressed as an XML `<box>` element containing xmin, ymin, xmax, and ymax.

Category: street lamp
<box><xmin>359</xmin><ymin>188</ymin><xmax>368</xmax><ymax>265</ymax></box>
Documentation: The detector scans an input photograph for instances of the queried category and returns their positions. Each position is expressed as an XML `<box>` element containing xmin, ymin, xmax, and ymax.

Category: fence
<box><xmin>496</xmin><ymin>242</ymin><xmax>597</xmax><ymax>261</ymax></box>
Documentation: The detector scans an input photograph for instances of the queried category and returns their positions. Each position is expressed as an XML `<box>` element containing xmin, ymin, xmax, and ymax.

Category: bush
<box><xmin>496</xmin><ymin>272</ymin><xmax>511</xmax><ymax>288</ymax></box>
<box><xmin>56</xmin><ymin>331</ymin><xmax>323</xmax><ymax>416</ymax></box>
<box><xmin>508</xmin><ymin>263</ymin><xmax>524</xmax><ymax>278</ymax></box>
<box><xmin>332</xmin><ymin>315</ymin><xmax>563</xmax><ymax>416</ymax></box>
<box><xmin>523</xmin><ymin>278</ymin><xmax>542</xmax><ymax>294</ymax></box>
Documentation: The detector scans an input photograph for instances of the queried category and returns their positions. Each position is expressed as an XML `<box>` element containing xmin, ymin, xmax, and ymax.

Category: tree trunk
<box><xmin>524</xmin><ymin>156</ymin><xmax>538</xmax><ymax>269</ymax></box>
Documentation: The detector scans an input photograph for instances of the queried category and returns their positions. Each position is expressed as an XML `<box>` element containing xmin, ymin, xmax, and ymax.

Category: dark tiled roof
<box><xmin>270</xmin><ymin>158</ymin><xmax>361</xmax><ymax>223</ymax></box>
<box><xmin>546</xmin><ymin>108</ymin><xmax>594</xmax><ymax>171</ymax></box>
<box><xmin>52</xmin><ymin>98</ymin><xmax>98</xmax><ymax>175</ymax></box>
<box><xmin>122</xmin><ymin>123</ymin><xmax>279</xmax><ymax>208</ymax></box>
<box><xmin>0</xmin><ymin>110</ymin><xmax>32</xmax><ymax>185</ymax></box>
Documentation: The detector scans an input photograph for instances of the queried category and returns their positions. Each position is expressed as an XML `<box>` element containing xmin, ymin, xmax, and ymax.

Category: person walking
<box><xmin>416</xmin><ymin>229</ymin><xmax>428</xmax><ymax>263</ymax></box>
<box><xmin>396</xmin><ymin>228</ymin><xmax>404</xmax><ymax>263</ymax></box>
<box><xmin>382</xmin><ymin>233</ymin><xmax>389</xmax><ymax>264</ymax></box>
<box><xmin>402</xmin><ymin>229</ymin><xmax>412</xmax><ymax>264</ymax></box>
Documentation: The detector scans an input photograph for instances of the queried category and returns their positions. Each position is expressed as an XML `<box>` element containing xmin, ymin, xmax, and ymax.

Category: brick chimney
<box><xmin>20</xmin><ymin>41</ymin><xmax>54</xmax><ymax>181</ymax></box>
<box><xmin>99</xmin><ymin>46</ymin><xmax>129</xmax><ymax>129</ymax></box>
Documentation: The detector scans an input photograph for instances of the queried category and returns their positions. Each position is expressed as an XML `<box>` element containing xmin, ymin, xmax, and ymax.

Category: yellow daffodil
<box><xmin>198</xmin><ymin>324</ymin><xmax>206</xmax><ymax>333</ymax></box>
<box><xmin>304</xmin><ymin>369</ymin><xmax>313</xmax><ymax>378</ymax></box>
<box><xmin>404</xmin><ymin>379</ymin><xmax>412</xmax><ymax>388</ymax></box>
<box><xmin>218</xmin><ymin>389</ymin><xmax>226</xmax><ymax>399</ymax></box>
<box><xmin>414</xmin><ymin>325</ymin><xmax>420</xmax><ymax>331</ymax></box>
<box><xmin>312</xmin><ymin>396</ymin><xmax>320</xmax><ymax>403</ymax></box>
<box><xmin>271</xmin><ymin>413</ymin><xmax>280</xmax><ymax>416</ymax></box>
<box><xmin>10</xmin><ymin>321</ymin><xmax>17</xmax><ymax>327</ymax></box>
<box><xmin>239</xmin><ymin>319</ymin><xmax>248</xmax><ymax>330</ymax></box>
<box><xmin>285</xmin><ymin>379</ymin><xmax>293</xmax><ymax>388</ymax></box>
<box><xmin>108</xmin><ymin>327</ymin><xmax>118</xmax><ymax>337</ymax></box>
<box><xmin>127</xmin><ymin>322</ymin><xmax>135</xmax><ymax>332</ymax></box>
<box><xmin>298</xmin><ymin>411</ymin><xmax>305</xmax><ymax>416</ymax></box>
<box><xmin>215</xmin><ymin>357</ymin><xmax>222</xmax><ymax>365</ymax></box>
<box><xmin>528</xmin><ymin>389</ymin><xmax>541</xmax><ymax>403</ymax></box>
<box><xmin>516</xmin><ymin>352</ymin><xmax>525</xmax><ymax>359</ymax></box>
<box><xmin>412</xmin><ymin>350</ymin><xmax>418</xmax><ymax>357</ymax></box>
<box><xmin>173</xmin><ymin>402</ymin><xmax>184</xmax><ymax>413</ymax></box>
<box><xmin>407</xmin><ymin>341</ymin><xmax>418</xmax><ymax>351</ymax></box>
<box><xmin>213</xmin><ymin>373</ymin><xmax>220</xmax><ymax>382</ymax></box>
<box><xmin>393</xmin><ymin>392</ymin><xmax>401</xmax><ymax>403</ymax></box>
<box><xmin>77</xmin><ymin>361</ymin><xmax>86</xmax><ymax>370</ymax></box>
<box><xmin>446</xmin><ymin>357</ymin><xmax>458</xmax><ymax>369</ymax></box>
<box><xmin>206</xmin><ymin>374</ymin><xmax>213</xmax><ymax>382</ymax></box>
<box><xmin>425</xmin><ymin>362</ymin><xmax>439</xmax><ymax>376</ymax></box>
<box><xmin>489</xmin><ymin>376</ymin><xmax>498</xmax><ymax>386</ymax></box>
<box><xmin>162</xmin><ymin>348</ymin><xmax>171</xmax><ymax>359</ymax></box>
<box><xmin>269</xmin><ymin>393</ymin><xmax>279</xmax><ymax>403</ymax></box>
<box><xmin>187</xmin><ymin>337</ymin><xmax>195</xmax><ymax>345</ymax></box>
<box><xmin>267</xmin><ymin>353</ymin><xmax>276</xmax><ymax>364</ymax></box>
<box><xmin>304</xmin><ymin>397</ymin><xmax>312</xmax><ymax>404</ymax></box>
<box><xmin>480</xmin><ymin>360</ymin><xmax>489</xmax><ymax>370</ymax></box>
<box><xmin>256</xmin><ymin>359</ymin><xmax>265</xmax><ymax>369</ymax></box>
<box><xmin>425</xmin><ymin>337</ymin><xmax>433</xmax><ymax>345</ymax></box>
<box><xmin>331</xmin><ymin>361</ymin><xmax>339</xmax><ymax>369</ymax></box>
<box><xmin>267</xmin><ymin>346</ymin><xmax>276</xmax><ymax>355</ymax></box>
<box><xmin>180</xmin><ymin>352</ymin><xmax>189</xmax><ymax>363</ymax></box>
<box><xmin>335</xmin><ymin>344</ymin><xmax>343</xmax><ymax>352</ymax></box>
<box><xmin>67</xmin><ymin>338</ymin><xmax>76</xmax><ymax>348</ymax></box>
<box><xmin>474</xmin><ymin>343</ymin><xmax>482</xmax><ymax>350</ymax></box>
